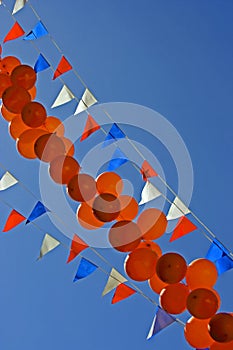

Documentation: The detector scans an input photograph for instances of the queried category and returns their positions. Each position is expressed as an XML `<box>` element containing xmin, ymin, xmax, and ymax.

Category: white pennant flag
<box><xmin>166</xmin><ymin>196</ymin><xmax>190</xmax><ymax>221</ymax></box>
<box><xmin>38</xmin><ymin>234</ymin><xmax>60</xmax><ymax>260</ymax></box>
<box><xmin>0</xmin><ymin>171</ymin><xmax>18</xmax><ymax>191</ymax></box>
<box><xmin>51</xmin><ymin>85</ymin><xmax>75</xmax><ymax>108</ymax></box>
<box><xmin>102</xmin><ymin>268</ymin><xmax>127</xmax><ymax>296</ymax></box>
<box><xmin>12</xmin><ymin>0</ymin><xmax>27</xmax><ymax>14</ymax></box>
<box><xmin>74</xmin><ymin>88</ymin><xmax>97</xmax><ymax>115</ymax></box>
<box><xmin>139</xmin><ymin>181</ymin><xmax>161</xmax><ymax>205</ymax></box>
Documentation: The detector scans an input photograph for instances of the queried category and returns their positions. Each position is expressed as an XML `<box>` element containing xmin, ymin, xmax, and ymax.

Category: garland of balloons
<box><xmin>0</xmin><ymin>55</ymin><xmax>232</xmax><ymax>349</ymax></box>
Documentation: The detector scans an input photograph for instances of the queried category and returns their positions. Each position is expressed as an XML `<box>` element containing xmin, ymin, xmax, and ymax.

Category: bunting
<box><xmin>107</xmin><ymin>148</ymin><xmax>128</xmax><ymax>171</ymax></box>
<box><xmin>26</xmin><ymin>201</ymin><xmax>49</xmax><ymax>224</ymax></box>
<box><xmin>139</xmin><ymin>181</ymin><xmax>161</xmax><ymax>205</ymax></box>
<box><xmin>111</xmin><ymin>283</ymin><xmax>136</xmax><ymax>304</ymax></box>
<box><xmin>2</xmin><ymin>209</ymin><xmax>26</xmax><ymax>232</ymax></box>
<box><xmin>53</xmin><ymin>56</ymin><xmax>72</xmax><ymax>80</ymax></box>
<box><xmin>51</xmin><ymin>85</ymin><xmax>75</xmax><ymax>108</ymax></box>
<box><xmin>215</xmin><ymin>255</ymin><xmax>233</xmax><ymax>275</ymax></box>
<box><xmin>3</xmin><ymin>22</ymin><xmax>25</xmax><ymax>43</ymax></box>
<box><xmin>147</xmin><ymin>307</ymin><xmax>176</xmax><ymax>340</ymax></box>
<box><xmin>102</xmin><ymin>268</ymin><xmax>127</xmax><ymax>296</ymax></box>
<box><xmin>102</xmin><ymin>123</ymin><xmax>125</xmax><ymax>147</ymax></box>
<box><xmin>67</xmin><ymin>235</ymin><xmax>88</xmax><ymax>263</ymax></box>
<box><xmin>206</xmin><ymin>239</ymin><xmax>229</xmax><ymax>262</ymax></box>
<box><xmin>73</xmin><ymin>257</ymin><xmax>98</xmax><ymax>282</ymax></box>
<box><xmin>38</xmin><ymin>233</ymin><xmax>60</xmax><ymax>260</ymax></box>
<box><xmin>24</xmin><ymin>21</ymin><xmax>48</xmax><ymax>40</ymax></box>
<box><xmin>12</xmin><ymin>0</ymin><xmax>27</xmax><ymax>15</ymax></box>
<box><xmin>0</xmin><ymin>171</ymin><xmax>18</xmax><ymax>191</ymax></box>
<box><xmin>166</xmin><ymin>196</ymin><xmax>190</xmax><ymax>221</ymax></box>
<box><xmin>80</xmin><ymin>115</ymin><xmax>100</xmax><ymax>141</ymax></box>
<box><xmin>74</xmin><ymin>88</ymin><xmax>97</xmax><ymax>115</ymax></box>
<box><xmin>140</xmin><ymin>160</ymin><xmax>158</xmax><ymax>181</ymax></box>
<box><xmin>169</xmin><ymin>216</ymin><xmax>197</xmax><ymax>242</ymax></box>
<box><xmin>34</xmin><ymin>54</ymin><xmax>50</xmax><ymax>73</ymax></box>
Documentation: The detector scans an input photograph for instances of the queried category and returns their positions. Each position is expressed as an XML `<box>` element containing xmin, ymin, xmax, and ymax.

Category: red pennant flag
<box><xmin>3</xmin><ymin>209</ymin><xmax>26</xmax><ymax>232</ymax></box>
<box><xmin>53</xmin><ymin>56</ymin><xmax>72</xmax><ymax>80</ymax></box>
<box><xmin>169</xmin><ymin>216</ymin><xmax>197</xmax><ymax>242</ymax></box>
<box><xmin>67</xmin><ymin>235</ymin><xmax>88</xmax><ymax>263</ymax></box>
<box><xmin>3</xmin><ymin>22</ymin><xmax>25</xmax><ymax>43</ymax></box>
<box><xmin>111</xmin><ymin>283</ymin><xmax>136</xmax><ymax>304</ymax></box>
<box><xmin>140</xmin><ymin>160</ymin><xmax>158</xmax><ymax>181</ymax></box>
<box><xmin>80</xmin><ymin>115</ymin><xmax>100</xmax><ymax>141</ymax></box>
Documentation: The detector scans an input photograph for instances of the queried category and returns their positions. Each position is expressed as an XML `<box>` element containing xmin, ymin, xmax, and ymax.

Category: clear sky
<box><xmin>0</xmin><ymin>1</ymin><xmax>232</xmax><ymax>350</ymax></box>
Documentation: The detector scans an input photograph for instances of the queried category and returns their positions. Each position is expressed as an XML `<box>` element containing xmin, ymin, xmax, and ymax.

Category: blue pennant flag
<box><xmin>215</xmin><ymin>255</ymin><xmax>233</xmax><ymax>275</ymax></box>
<box><xmin>147</xmin><ymin>307</ymin><xmax>176</xmax><ymax>340</ymax></box>
<box><xmin>107</xmin><ymin>148</ymin><xmax>128</xmax><ymax>171</ymax></box>
<box><xmin>73</xmin><ymin>257</ymin><xmax>98</xmax><ymax>282</ymax></box>
<box><xmin>34</xmin><ymin>54</ymin><xmax>50</xmax><ymax>73</ymax></box>
<box><xmin>24</xmin><ymin>21</ymin><xmax>48</xmax><ymax>40</ymax></box>
<box><xmin>206</xmin><ymin>238</ymin><xmax>229</xmax><ymax>262</ymax></box>
<box><xmin>26</xmin><ymin>201</ymin><xmax>49</xmax><ymax>224</ymax></box>
<box><xmin>103</xmin><ymin>123</ymin><xmax>125</xmax><ymax>147</ymax></box>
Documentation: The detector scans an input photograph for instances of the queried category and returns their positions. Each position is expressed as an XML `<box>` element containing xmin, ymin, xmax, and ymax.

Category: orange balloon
<box><xmin>137</xmin><ymin>208</ymin><xmax>167</xmax><ymax>240</ymax></box>
<box><xmin>92</xmin><ymin>193</ymin><xmax>121</xmax><ymax>222</ymax></box>
<box><xmin>187</xmin><ymin>288</ymin><xmax>219</xmax><ymax>319</ymax></box>
<box><xmin>184</xmin><ymin>317</ymin><xmax>214</xmax><ymax>348</ymax></box>
<box><xmin>138</xmin><ymin>240</ymin><xmax>162</xmax><ymax>257</ymax></box>
<box><xmin>11</xmin><ymin>64</ymin><xmax>36</xmax><ymax>90</ymax></box>
<box><xmin>17</xmin><ymin>129</ymin><xmax>47</xmax><ymax>159</ymax></box>
<box><xmin>149</xmin><ymin>271</ymin><xmax>168</xmax><ymax>294</ymax></box>
<box><xmin>108</xmin><ymin>220</ymin><xmax>141</xmax><ymax>252</ymax></box>
<box><xmin>62</xmin><ymin>137</ymin><xmax>75</xmax><ymax>157</ymax></box>
<box><xmin>210</xmin><ymin>341</ymin><xmax>233</xmax><ymax>350</ymax></box>
<box><xmin>208</xmin><ymin>313</ymin><xmax>233</xmax><ymax>343</ymax></box>
<box><xmin>0</xmin><ymin>73</ymin><xmax>12</xmax><ymax>98</ymax></box>
<box><xmin>1</xmin><ymin>105</ymin><xmax>19</xmax><ymax>122</ymax></box>
<box><xmin>21</xmin><ymin>101</ymin><xmax>47</xmax><ymax>128</ymax></box>
<box><xmin>28</xmin><ymin>85</ymin><xmax>37</xmax><ymax>100</ymax></box>
<box><xmin>0</xmin><ymin>56</ymin><xmax>21</xmax><ymax>74</ymax></box>
<box><xmin>156</xmin><ymin>252</ymin><xmax>187</xmax><ymax>284</ymax></box>
<box><xmin>34</xmin><ymin>133</ymin><xmax>65</xmax><ymax>162</ymax></box>
<box><xmin>160</xmin><ymin>283</ymin><xmax>189</xmax><ymax>314</ymax></box>
<box><xmin>67</xmin><ymin>173</ymin><xmax>97</xmax><ymax>202</ymax></box>
<box><xmin>96</xmin><ymin>171</ymin><xmax>123</xmax><ymax>196</ymax></box>
<box><xmin>186</xmin><ymin>258</ymin><xmax>218</xmax><ymax>290</ymax></box>
<box><xmin>116</xmin><ymin>195</ymin><xmax>139</xmax><ymax>221</ymax></box>
<box><xmin>124</xmin><ymin>248</ymin><xmax>158</xmax><ymax>281</ymax></box>
<box><xmin>76</xmin><ymin>201</ymin><xmax>104</xmax><ymax>230</ymax></box>
<box><xmin>49</xmin><ymin>155</ymin><xmax>80</xmax><ymax>184</ymax></box>
<box><xmin>43</xmin><ymin>116</ymin><xmax>65</xmax><ymax>136</ymax></box>
<box><xmin>2</xmin><ymin>85</ymin><xmax>31</xmax><ymax>113</ymax></box>
<box><xmin>9</xmin><ymin>115</ymin><xmax>31</xmax><ymax>140</ymax></box>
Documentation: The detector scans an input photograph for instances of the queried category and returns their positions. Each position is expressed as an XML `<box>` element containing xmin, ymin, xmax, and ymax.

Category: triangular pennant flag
<box><xmin>139</xmin><ymin>181</ymin><xmax>161</xmax><ymax>205</ymax></box>
<box><xmin>102</xmin><ymin>268</ymin><xmax>127</xmax><ymax>296</ymax></box>
<box><xmin>38</xmin><ymin>233</ymin><xmax>60</xmax><ymax>260</ymax></box>
<box><xmin>107</xmin><ymin>148</ymin><xmax>129</xmax><ymax>171</ymax></box>
<box><xmin>206</xmin><ymin>239</ymin><xmax>227</xmax><ymax>262</ymax></box>
<box><xmin>51</xmin><ymin>85</ymin><xmax>75</xmax><ymax>108</ymax></box>
<box><xmin>215</xmin><ymin>255</ymin><xmax>233</xmax><ymax>275</ymax></box>
<box><xmin>140</xmin><ymin>160</ymin><xmax>158</xmax><ymax>181</ymax></box>
<box><xmin>102</xmin><ymin>123</ymin><xmax>125</xmax><ymax>147</ymax></box>
<box><xmin>3</xmin><ymin>209</ymin><xmax>26</xmax><ymax>232</ymax></box>
<box><xmin>147</xmin><ymin>307</ymin><xmax>176</xmax><ymax>340</ymax></box>
<box><xmin>73</xmin><ymin>257</ymin><xmax>98</xmax><ymax>282</ymax></box>
<box><xmin>26</xmin><ymin>201</ymin><xmax>49</xmax><ymax>224</ymax></box>
<box><xmin>0</xmin><ymin>171</ymin><xmax>18</xmax><ymax>191</ymax></box>
<box><xmin>24</xmin><ymin>21</ymin><xmax>48</xmax><ymax>40</ymax></box>
<box><xmin>12</xmin><ymin>0</ymin><xmax>27</xmax><ymax>15</ymax></box>
<box><xmin>169</xmin><ymin>216</ymin><xmax>197</xmax><ymax>242</ymax></box>
<box><xmin>67</xmin><ymin>235</ymin><xmax>88</xmax><ymax>263</ymax></box>
<box><xmin>3</xmin><ymin>21</ymin><xmax>25</xmax><ymax>43</ymax></box>
<box><xmin>74</xmin><ymin>88</ymin><xmax>97</xmax><ymax>115</ymax></box>
<box><xmin>53</xmin><ymin>56</ymin><xmax>72</xmax><ymax>80</ymax></box>
<box><xmin>111</xmin><ymin>283</ymin><xmax>136</xmax><ymax>304</ymax></box>
<box><xmin>34</xmin><ymin>54</ymin><xmax>50</xmax><ymax>73</ymax></box>
<box><xmin>166</xmin><ymin>196</ymin><xmax>190</xmax><ymax>221</ymax></box>
<box><xmin>80</xmin><ymin>115</ymin><xmax>100</xmax><ymax>141</ymax></box>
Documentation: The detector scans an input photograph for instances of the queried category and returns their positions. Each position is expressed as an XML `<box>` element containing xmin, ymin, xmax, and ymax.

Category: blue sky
<box><xmin>0</xmin><ymin>1</ymin><xmax>232</xmax><ymax>349</ymax></box>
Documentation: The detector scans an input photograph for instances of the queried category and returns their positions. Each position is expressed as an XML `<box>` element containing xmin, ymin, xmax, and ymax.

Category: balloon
<box><xmin>9</xmin><ymin>115</ymin><xmax>30</xmax><ymax>140</ymax></box>
<box><xmin>21</xmin><ymin>101</ymin><xmax>47</xmax><ymax>128</ymax></box>
<box><xmin>76</xmin><ymin>200</ymin><xmax>104</xmax><ymax>230</ymax></box>
<box><xmin>156</xmin><ymin>252</ymin><xmax>187</xmax><ymax>284</ymax></box>
<box><xmin>137</xmin><ymin>240</ymin><xmax>162</xmax><ymax>257</ymax></box>
<box><xmin>186</xmin><ymin>258</ymin><xmax>218</xmax><ymax>290</ymax></box>
<box><xmin>184</xmin><ymin>317</ymin><xmax>214</xmax><ymax>348</ymax></box>
<box><xmin>116</xmin><ymin>195</ymin><xmax>139</xmax><ymax>221</ymax></box>
<box><xmin>149</xmin><ymin>272</ymin><xmax>168</xmax><ymax>294</ymax></box>
<box><xmin>0</xmin><ymin>56</ymin><xmax>21</xmax><ymax>74</ymax></box>
<box><xmin>208</xmin><ymin>313</ymin><xmax>233</xmax><ymax>343</ymax></box>
<box><xmin>159</xmin><ymin>283</ymin><xmax>189</xmax><ymax>314</ymax></box>
<box><xmin>2</xmin><ymin>86</ymin><xmax>31</xmax><ymax>113</ymax></box>
<box><xmin>137</xmin><ymin>208</ymin><xmax>167</xmax><ymax>240</ymax></box>
<box><xmin>92</xmin><ymin>193</ymin><xmax>121</xmax><ymax>222</ymax></box>
<box><xmin>210</xmin><ymin>341</ymin><xmax>233</xmax><ymax>350</ymax></box>
<box><xmin>108</xmin><ymin>220</ymin><xmax>141</xmax><ymax>252</ymax></box>
<box><xmin>43</xmin><ymin>116</ymin><xmax>65</xmax><ymax>136</ymax></box>
<box><xmin>187</xmin><ymin>288</ymin><xmax>219</xmax><ymax>319</ymax></box>
<box><xmin>28</xmin><ymin>85</ymin><xmax>37</xmax><ymax>100</ymax></box>
<box><xmin>0</xmin><ymin>73</ymin><xmax>12</xmax><ymax>98</ymax></box>
<box><xmin>49</xmin><ymin>155</ymin><xmax>80</xmax><ymax>184</ymax></box>
<box><xmin>67</xmin><ymin>173</ymin><xmax>97</xmax><ymax>202</ymax></box>
<box><xmin>17</xmin><ymin>129</ymin><xmax>47</xmax><ymax>159</ymax></box>
<box><xmin>124</xmin><ymin>248</ymin><xmax>158</xmax><ymax>281</ymax></box>
<box><xmin>62</xmin><ymin>137</ymin><xmax>75</xmax><ymax>157</ymax></box>
<box><xmin>34</xmin><ymin>133</ymin><xmax>65</xmax><ymax>162</ymax></box>
<box><xmin>96</xmin><ymin>171</ymin><xmax>123</xmax><ymax>196</ymax></box>
<box><xmin>11</xmin><ymin>64</ymin><xmax>37</xmax><ymax>90</ymax></box>
<box><xmin>1</xmin><ymin>105</ymin><xmax>19</xmax><ymax>122</ymax></box>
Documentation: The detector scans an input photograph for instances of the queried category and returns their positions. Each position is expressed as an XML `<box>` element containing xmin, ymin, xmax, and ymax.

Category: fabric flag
<box><xmin>206</xmin><ymin>238</ymin><xmax>229</xmax><ymax>262</ymax></box>
<box><xmin>12</xmin><ymin>0</ymin><xmax>27</xmax><ymax>15</ymax></box>
<box><xmin>102</xmin><ymin>123</ymin><xmax>125</xmax><ymax>147</ymax></box>
<box><xmin>111</xmin><ymin>283</ymin><xmax>136</xmax><ymax>304</ymax></box>
<box><xmin>67</xmin><ymin>235</ymin><xmax>89</xmax><ymax>263</ymax></box>
<box><xmin>169</xmin><ymin>216</ymin><xmax>197</xmax><ymax>242</ymax></box>
<box><xmin>53</xmin><ymin>56</ymin><xmax>72</xmax><ymax>80</ymax></box>
<box><xmin>166</xmin><ymin>196</ymin><xmax>190</xmax><ymax>221</ymax></box>
<box><xmin>38</xmin><ymin>233</ymin><xmax>60</xmax><ymax>260</ymax></box>
<box><xmin>74</xmin><ymin>88</ymin><xmax>97</xmax><ymax>115</ymax></box>
<box><xmin>73</xmin><ymin>257</ymin><xmax>98</xmax><ymax>282</ymax></box>
<box><xmin>102</xmin><ymin>268</ymin><xmax>127</xmax><ymax>296</ymax></box>
<box><xmin>26</xmin><ymin>201</ymin><xmax>49</xmax><ymax>224</ymax></box>
<box><xmin>215</xmin><ymin>255</ymin><xmax>233</xmax><ymax>276</ymax></box>
<box><xmin>34</xmin><ymin>53</ymin><xmax>50</xmax><ymax>73</ymax></box>
<box><xmin>0</xmin><ymin>171</ymin><xmax>18</xmax><ymax>191</ymax></box>
<box><xmin>140</xmin><ymin>160</ymin><xmax>158</xmax><ymax>181</ymax></box>
<box><xmin>139</xmin><ymin>181</ymin><xmax>161</xmax><ymax>205</ymax></box>
<box><xmin>80</xmin><ymin>115</ymin><xmax>100</xmax><ymax>141</ymax></box>
<box><xmin>147</xmin><ymin>307</ymin><xmax>176</xmax><ymax>340</ymax></box>
<box><xmin>24</xmin><ymin>21</ymin><xmax>48</xmax><ymax>40</ymax></box>
<box><xmin>3</xmin><ymin>21</ymin><xmax>25</xmax><ymax>43</ymax></box>
<box><xmin>51</xmin><ymin>85</ymin><xmax>75</xmax><ymax>108</ymax></box>
<box><xmin>107</xmin><ymin>148</ymin><xmax>128</xmax><ymax>171</ymax></box>
<box><xmin>2</xmin><ymin>209</ymin><xmax>26</xmax><ymax>232</ymax></box>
